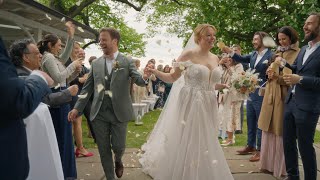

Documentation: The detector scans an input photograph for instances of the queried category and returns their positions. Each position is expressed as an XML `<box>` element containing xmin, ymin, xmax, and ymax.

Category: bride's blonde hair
<box><xmin>194</xmin><ymin>24</ymin><xmax>217</xmax><ymax>44</ymax></box>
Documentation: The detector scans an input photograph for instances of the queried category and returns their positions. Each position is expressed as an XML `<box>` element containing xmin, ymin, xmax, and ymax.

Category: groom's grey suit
<box><xmin>74</xmin><ymin>53</ymin><xmax>147</xmax><ymax>180</ymax></box>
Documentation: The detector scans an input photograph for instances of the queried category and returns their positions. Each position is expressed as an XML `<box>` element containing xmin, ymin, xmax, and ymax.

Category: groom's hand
<box><xmin>68</xmin><ymin>109</ymin><xmax>79</xmax><ymax>122</ymax></box>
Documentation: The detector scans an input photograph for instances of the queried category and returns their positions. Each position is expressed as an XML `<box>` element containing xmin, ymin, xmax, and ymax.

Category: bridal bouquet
<box><xmin>230</xmin><ymin>68</ymin><xmax>261</xmax><ymax>98</ymax></box>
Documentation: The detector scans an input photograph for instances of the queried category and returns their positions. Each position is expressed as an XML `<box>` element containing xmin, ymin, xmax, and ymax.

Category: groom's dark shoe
<box><xmin>115</xmin><ymin>161</ymin><xmax>124</xmax><ymax>178</ymax></box>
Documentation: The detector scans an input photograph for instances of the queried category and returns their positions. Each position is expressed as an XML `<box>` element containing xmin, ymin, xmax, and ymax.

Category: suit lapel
<box><xmin>97</xmin><ymin>57</ymin><xmax>106</xmax><ymax>87</ymax></box>
<box><xmin>300</xmin><ymin>46</ymin><xmax>320</xmax><ymax>71</ymax></box>
<box><xmin>250</xmin><ymin>52</ymin><xmax>258</xmax><ymax>69</ymax></box>
<box><xmin>111</xmin><ymin>53</ymin><xmax>123</xmax><ymax>84</ymax></box>
<box><xmin>255</xmin><ymin>49</ymin><xmax>270</xmax><ymax>69</ymax></box>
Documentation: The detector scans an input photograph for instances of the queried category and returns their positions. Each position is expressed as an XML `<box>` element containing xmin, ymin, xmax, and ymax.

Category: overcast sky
<box><xmin>84</xmin><ymin>8</ymin><xmax>184</xmax><ymax>68</ymax></box>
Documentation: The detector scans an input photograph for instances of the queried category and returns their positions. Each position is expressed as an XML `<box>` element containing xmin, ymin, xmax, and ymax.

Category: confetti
<box><xmin>212</xmin><ymin>160</ymin><xmax>218</xmax><ymax>164</ymax></box>
<box><xmin>136</xmin><ymin>134</ymin><xmax>140</xmax><ymax>137</ymax></box>
<box><xmin>181</xmin><ymin>120</ymin><xmax>186</xmax><ymax>125</ymax></box>
<box><xmin>179</xmin><ymin>64</ymin><xmax>185</xmax><ymax>71</ymax></box>
<box><xmin>97</xmin><ymin>84</ymin><xmax>104</xmax><ymax>93</ymax></box>
<box><xmin>105</xmin><ymin>76</ymin><xmax>108</xmax><ymax>80</ymax></box>
<box><xmin>204</xmin><ymin>150</ymin><xmax>209</xmax><ymax>155</ymax></box>
<box><xmin>61</xmin><ymin>17</ymin><xmax>65</xmax><ymax>22</ymax></box>
<box><xmin>78</xmin><ymin>26</ymin><xmax>84</xmax><ymax>33</ymax></box>
<box><xmin>263</xmin><ymin>36</ymin><xmax>277</xmax><ymax>48</ymax></box>
<box><xmin>156</xmin><ymin>40</ymin><xmax>161</xmax><ymax>46</ymax></box>
<box><xmin>248</xmin><ymin>171</ymin><xmax>254</xmax><ymax>174</ymax></box>
<box><xmin>78</xmin><ymin>93</ymin><xmax>88</xmax><ymax>99</ymax></box>
<box><xmin>54</xmin><ymin>83</ymin><xmax>60</xmax><ymax>89</ymax></box>
<box><xmin>240</xmin><ymin>164</ymin><xmax>245</xmax><ymax>167</ymax></box>
<box><xmin>76</xmin><ymin>0</ymin><xmax>81</xmax><ymax>6</ymax></box>
<box><xmin>105</xmin><ymin>90</ymin><xmax>113</xmax><ymax>97</ymax></box>
<box><xmin>45</xmin><ymin>13</ymin><xmax>52</xmax><ymax>20</ymax></box>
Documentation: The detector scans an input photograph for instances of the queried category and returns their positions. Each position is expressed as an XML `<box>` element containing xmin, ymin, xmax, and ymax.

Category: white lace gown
<box><xmin>139</xmin><ymin>61</ymin><xmax>234</xmax><ymax>180</ymax></box>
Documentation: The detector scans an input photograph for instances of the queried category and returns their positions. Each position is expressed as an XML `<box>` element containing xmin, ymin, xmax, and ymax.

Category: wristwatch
<box><xmin>299</xmin><ymin>76</ymin><xmax>303</xmax><ymax>84</ymax></box>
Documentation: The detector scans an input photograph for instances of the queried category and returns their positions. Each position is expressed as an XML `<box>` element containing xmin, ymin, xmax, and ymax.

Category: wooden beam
<box><xmin>0</xmin><ymin>10</ymin><xmax>84</xmax><ymax>42</ymax></box>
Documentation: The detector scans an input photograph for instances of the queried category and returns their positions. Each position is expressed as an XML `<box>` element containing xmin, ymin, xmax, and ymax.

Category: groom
<box><xmin>68</xmin><ymin>27</ymin><xmax>151</xmax><ymax>180</ymax></box>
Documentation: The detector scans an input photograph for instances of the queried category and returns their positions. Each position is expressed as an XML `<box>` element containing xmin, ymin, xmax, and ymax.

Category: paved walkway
<box><xmin>76</xmin><ymin>144</ymin><xmax>320</xmax><ymax>180</ymax></box>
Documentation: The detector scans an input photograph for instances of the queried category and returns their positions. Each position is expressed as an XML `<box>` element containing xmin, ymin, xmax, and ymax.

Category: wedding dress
<box><xmin>139</xmin><ymin>60</ymin><xmax>234</xmax><ymax>180</ymax></box>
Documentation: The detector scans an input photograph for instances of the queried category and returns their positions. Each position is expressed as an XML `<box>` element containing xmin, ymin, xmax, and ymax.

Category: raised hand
<box><xmin>65</xmin><ymin>21</ymin><xmax>75</xmax><ymax>38</ymax></box>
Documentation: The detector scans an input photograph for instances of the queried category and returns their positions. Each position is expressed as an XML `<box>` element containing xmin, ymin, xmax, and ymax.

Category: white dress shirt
<box><xmin>105</xmin><ymin>51</ymin><xmax>119</xmax><ymax>75</ymax></box>
<box><xmin>302</xmin><ymin>41</ymin><xmax>320</xmax><ymax>65</ymax></box>
<box><xmin>254</xmin><ymin>49</ymin><xmax>268</xmax><ymax>68</ymax></box>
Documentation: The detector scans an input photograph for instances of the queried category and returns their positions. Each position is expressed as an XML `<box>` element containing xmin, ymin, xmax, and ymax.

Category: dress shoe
<box><xmin>236</xmin><ymin>146</ymin><xmax>256</xmax><ymax>155</ymax></box>
<box><xmin>249</xmin><ymin>151</ymin><xmax>260</xmax><ymax>162</ymax></box>
<box><xmin>75</xmin><ymin>147</ymin><xmax>94</xmax><ymax>158</ymax></box>
<box><xmin>115</xmin><ymin>161</ymin><xmax>124</xmax><ymax>178</ymax></box>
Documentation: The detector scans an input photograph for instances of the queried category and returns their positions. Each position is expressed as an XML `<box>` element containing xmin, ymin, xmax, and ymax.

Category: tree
<box><xmin>37</xmin><ymin>0</ymin><xmax>147</xmax><ymax>57</ymax></box>
<box><xmin>141</xmin><ymin>0</ymin><xmax>320</xmax><ymax>53</ymax></box>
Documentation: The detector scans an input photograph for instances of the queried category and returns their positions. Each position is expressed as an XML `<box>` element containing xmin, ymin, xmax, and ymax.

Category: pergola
<box><xmin>0</xmin><ymin>0</ymin><xmax>98</xmax><ymax>49</ymax></box>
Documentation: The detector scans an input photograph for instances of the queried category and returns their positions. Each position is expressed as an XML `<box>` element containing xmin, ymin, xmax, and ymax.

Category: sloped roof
<box><xmin>0</xmin><ymin>0</ymin><xmax>98</xmax><ymax>48</ymax></box>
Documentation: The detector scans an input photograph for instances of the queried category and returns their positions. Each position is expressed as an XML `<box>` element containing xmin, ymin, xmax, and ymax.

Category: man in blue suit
<box><xmin>223</xmin><ymin>32</ymin><xmax>273</xmax><ymax>162</ymax></box>
<box><xmin>276</xmin><ymin>12</ymin><xmax>320</xmax><ymax>180</ymax></box>
<box><xmin>0</xmin><ymin>35</ymin><xmax>52</xmax><ymax>179</ymax></box>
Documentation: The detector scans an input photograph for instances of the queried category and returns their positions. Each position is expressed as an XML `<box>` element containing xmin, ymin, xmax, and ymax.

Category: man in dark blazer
<box><xmin>277</xmin><ymin>12</ymin><xmax>320</xmax><ymax>180</ymax></box>
<box><xmin>223</xmin><ymin>32</ymin><xmax>273</xmax><ymax>162</ymax></box>
<box><xmin>9</xmin><ymin>39</ymin><xmax>78</xmax><ymax>107</ymax></box>
<box><xmin>0</xmin><ymin>36</ymin><xmax>52</xmax><ymax>179</ymax></box>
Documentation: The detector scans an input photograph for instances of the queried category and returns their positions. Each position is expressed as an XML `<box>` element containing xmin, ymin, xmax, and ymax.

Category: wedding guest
<box><xmin>219</xmin><ymin>56</ymin><xmax>244</xmax><ymax>146</ymax></box>
<box><xmin>154</xmin><ymin>64</ymin><xmax>166</xmax><ymax>108</ymax></box>
<box><xmin>66</xmin><ymin>46</ymin><xmax>93</xmax><ymax>157</ymax></box>
<box><xmin>163</xmin><ymin>65</ymin><xmax>172</xmax><ymax>103</ymax></box>
<box><xmin>258</xmin><ymin>26</ymin><xmax>300</xmax><ymax>178</ymax></box>
<box><xmin>231</xmin><ymin>44</ymin><xmax>247</xmax><ymax>134</ymax></box>
<box><xmin>0</xmin><ymin>36</ymin><xmax>52</xmax><ymax>180</ymax></box>
<box><xmin>275</xmin><ymin>13</ymin><xmax>320</xmax><ymax>180</ymax></box>
<box><xmin>9</xmin><ymin>38</ymin><xmax>70</xmax><ymax>180</ymax></box>
<box><xmin>223</xmin><ymin>32</ymin><xmax>273</xmax><ymax>162</ymax></box>
<box><xmin>39</xmin><ymin>21</ymin><xmax>81</xmax><ymax>179</ymax></box>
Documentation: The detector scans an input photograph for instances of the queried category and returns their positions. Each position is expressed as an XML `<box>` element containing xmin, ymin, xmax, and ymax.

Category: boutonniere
<box><xmin>112</xmin><ymin>61</ymin><xmax>124</xmax><ymax>72</ymax></box>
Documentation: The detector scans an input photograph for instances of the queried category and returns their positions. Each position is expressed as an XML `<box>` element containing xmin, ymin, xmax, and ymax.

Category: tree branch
<box><xmin>82</xmin><ymin>40</ymin><xmax>98</xmax><ymax>49</ymax></box>
<box><xmin>112</xmin><ymin>0</ymin><xmax>146</xmax><ymax>11</ymax></box>
<box><xmin>67</xmin><ymin>0</ymin><xmax>96</xmax><ymax>18</ymax></box>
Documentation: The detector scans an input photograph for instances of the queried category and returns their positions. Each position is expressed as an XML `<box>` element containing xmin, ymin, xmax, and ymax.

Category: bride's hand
<box><xmin>215</xmin><ymin>83</ymin><xmax>229</xmax><ymax>90</ymax></box>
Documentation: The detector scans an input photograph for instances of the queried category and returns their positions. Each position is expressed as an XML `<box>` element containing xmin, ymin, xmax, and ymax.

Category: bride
<box><xmin>139</xmin><ymin>24</ymin><xmax>234</xmax><ymax>180</ymax></box>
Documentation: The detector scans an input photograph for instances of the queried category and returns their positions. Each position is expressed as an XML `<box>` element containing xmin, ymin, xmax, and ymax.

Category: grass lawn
<box><xmin>81</xmin><ymin>109</ymin><xmax>320</xmax><ymax>149</ymax></box>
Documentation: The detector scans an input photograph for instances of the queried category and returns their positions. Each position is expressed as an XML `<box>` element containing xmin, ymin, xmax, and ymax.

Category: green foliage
<box><xmin>142</xmin><ymin>0</ymin><xmax>320</xmax><ymax>54</ymax></box>
<box><xmin>36</xmin><ymin>0</ymin><xmax>146</xmax><ymax>57</ymax></box>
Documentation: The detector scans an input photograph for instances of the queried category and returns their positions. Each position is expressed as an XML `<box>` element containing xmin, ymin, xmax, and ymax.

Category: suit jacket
<box><xmin>16</xmin><ymin>66</ymin><xmax>72</xmax><ymax>107</ymax></box>
<box><xmin>0</xmin><ymin>37</ymin><xmax>50</xmax><ymax>180</ymax></box>
<box><xmin>232</xmin><ymin>49</ymin><xmax>273</xmax><ymax>101</ymax></box>
<box><xmin>75</xmin><ymin>53</ymin><xmax>147</xmax><ymax>122</ymax></box>
<box><xmin>285</xmin><ymin>45</ymin><xmax>320</xmax><ymax>113</ymax></box>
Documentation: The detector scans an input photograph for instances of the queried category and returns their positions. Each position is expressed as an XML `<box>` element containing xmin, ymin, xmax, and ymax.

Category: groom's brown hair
<box><xmin>99</xmin><ymin>27</ymin><xmax>121</xmax><ymax>46</ymax></box>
